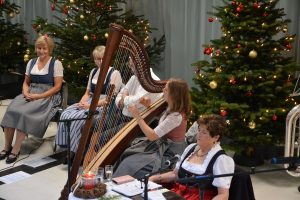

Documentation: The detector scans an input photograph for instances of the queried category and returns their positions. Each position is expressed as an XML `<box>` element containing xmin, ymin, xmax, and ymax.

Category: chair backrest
<box><xmin>60</xmin><ymin>80</ymin><xmax>68</xmax><ymax>110</ymax></box>
<box><xmin>51</xmin><ymin>80</ymin><xmax>68</xmax><ymax>122</ymax></box>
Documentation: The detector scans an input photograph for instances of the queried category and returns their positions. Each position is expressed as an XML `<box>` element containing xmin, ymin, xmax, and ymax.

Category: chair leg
<box><xmin>53</xmin><ymin>142</ymin><xmax>57</xmax><ymax>154</ymax></box>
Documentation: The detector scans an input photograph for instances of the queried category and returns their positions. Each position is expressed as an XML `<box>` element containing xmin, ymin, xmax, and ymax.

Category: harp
<box><xmin>59</xmin><ymin>23</ymin><xmax>167</xmax><ymax>199</ymax></box>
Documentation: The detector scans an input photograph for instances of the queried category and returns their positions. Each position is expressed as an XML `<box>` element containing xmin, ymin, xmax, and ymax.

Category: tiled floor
<box><xmin>0</xmin><ymin>99</ymin><xmax>299</xmax><ymax>199</ymax></box>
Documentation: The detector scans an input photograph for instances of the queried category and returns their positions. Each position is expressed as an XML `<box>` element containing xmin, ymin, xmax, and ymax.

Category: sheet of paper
<box><xmin>143</xmin><ymin>189</ymin><xmax>168</xmax><ymax>200</ymax></box>
<box><xmin>23</xmin><ymin>156</ymin><xmax>56</xmax><ymax>168</ymax></box>
<box><xmin>112</xmin><ymin>179</ymin><xmax>161</xmax><ymax>197</ymax></box>
<box><xmin>0</xmin><ymin>171</ymin><xmax>32</xmax><ymax>184</ymax></box>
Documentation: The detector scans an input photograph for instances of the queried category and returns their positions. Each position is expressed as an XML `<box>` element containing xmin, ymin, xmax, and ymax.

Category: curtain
<box><xmin>9</xmin><ymin>0</ymin><xmax>300</xmax><ymax>86</ymax></box>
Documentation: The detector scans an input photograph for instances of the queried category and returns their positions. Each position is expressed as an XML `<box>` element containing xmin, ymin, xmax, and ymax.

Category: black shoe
<box><xmin>6</xmin><ymin>152</ymin><xmax>20</xmax><ymax>164</ymax></box>
<box><xmin>62</xmin><ymin>151</ymin><xmax>75</xmax><ymax>165</ymax></box>
<box><xmin>0</xmin><ymin>147</ymin><xmax>12</xmax><ymax>160</ymax></box>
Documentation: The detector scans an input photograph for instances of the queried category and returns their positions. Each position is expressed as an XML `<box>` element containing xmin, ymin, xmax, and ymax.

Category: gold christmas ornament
<box><xmin>128</xmin><ymin>29</ymin><xmax>133</xmax><ymax>33</ymax></box>
<box><xmin>70</xmin><ymin>0</ymin><xmax>75</xmax><ymax>3</ymax></box>
<box><xmin>24</xmin><ymin>54</ymin><xmax>29</xmax><ymax>62</ymax></box>
<box><xmin>249</xmin><ymin>50</ymin><xmax>257</xmax><ymax>58</ymax></box>
<box><xmin>26</xmin><ymin>49</ymin><xmax>30</xmax><ymax>54</ymax></box>
<box><xmin>80</xmin><ymin>14</ymin><xmax>84</xmax><ymax>19</ymax></box>
<box><xmin>248</xmin><ymin>121</ymin><xmax>256</xmax><ymax>129</ymax></box>
<box><xmin>9</xmin><ymin>12</ymin><xmax>15</xmax><ymax>18</ymax></box>
<box><xmin>104</xmin><ymin>33</ymin><xmax>109</xmax><ymax>38</ymax></box>
<box><xmin>17</xmin><ymin>42</ymin><xmax>21</xmax><ymax>46</ymax></box>
<box><xmin>83</xmin><ymin>35</ymin><xmax>89</xmax><ymax>41</ymax></box>
<box><xmin>209</xmin><ymin>81</ymin><xmax>217</xmax><ymax>89</ymax></box>
<box><xmin>215</xmin><ymin>67</ymin><xmax>222</xmax><ymax>73</ymax></box>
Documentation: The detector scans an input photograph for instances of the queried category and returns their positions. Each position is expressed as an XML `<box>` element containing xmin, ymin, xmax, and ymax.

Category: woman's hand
<box><xmin>77</xmin><ymin>101</ymin><xmax>90</xmax><ymax>109</ymax></box>
<box><xmin>24</xmin><ymin>93</ymin><xmax>42</xmax><ymax>101</ymax></box>
<box><xmin>128</xmin><ymin>104</ymin><xmax>141</xmax><ymax>119</ymax></box>
<box><xmin>139</xmin><ymin>97</ymin><xmax>151</xmax><ymax>107</ymax></box>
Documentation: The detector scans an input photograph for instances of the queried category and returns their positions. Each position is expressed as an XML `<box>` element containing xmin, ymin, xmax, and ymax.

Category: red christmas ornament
<box><xmin>63</xmin><ymin>5</ymin><xmax>68</xmax><ymax>14</ymax></box>
<box><xmin>220</xmin><ymin>109</ymin><xmax>228</xmax><ymax>117</ymax></box>
<box><xmin>203</xmin><ymin>47</ymin><xmax>213</xmax><ymax>55</ymax></box>
<box><xmin>229</xmin><ymin>78</ymin><xmax>236</xmax><ymax>85</ymax></box>
<box><xmin>215</xmin><ymin>50</ymin><xmax>221</xmax><ymax>56</ymax></box>
<box><xmin>32</xmin><ymin>24</ymin><xmax>37</xmax><ymax>30</ymax></box>
<box><xmin>235</xmin><ymin>13</ymin><xmax>239</xmax><ymax>17</ymax></box>
<box><xmin>51</xmin><ymin>3</ymin><xmax>55</xmax><ymax>11</ymax></box>
<box><xmin>96</xmin><ymin>2</ymin><xmax>103</xmax><ymax>7</ymax></box>
<box><xmin>263</xmin><ymin>12</ymin><xmax>268</xmax><ymax>17</ymax></box>
<box><xmin>272</xmin><ymin>114</ymin><xmax>278</xmax><ymax>121</ymax></box>
<box><xmin>247</xmin><ymin>90</ymin><xmax>253</xmax><ymax>97</ymax></box>
<box><xmin>208</xmin><ymin>17</ymin><xmax>214</xmax><ymax>22</ymax></box>
<box><xmin>231</xmin><ymin>1</ymin><xmax>237</xmax><ymax>6</ymax></box>
<box><xmin>253</xmin><ymin>2</ymin><xmax>259</xmax><ymax>9</ymax></box>
<box><xmin>237</xmin><ymin>44</ymin><xmax>241</xmax><ymax>48</ymax></box>
<box><xmin>92</xmin><ymin>34</ymin><xmax>97</xmax><ymax>41</ymax></box>
<box><xmin>0</xmin><ymin>0</ymin><xmax>4</xmax><ymax>5</ymax></box>
<box><xmin>286</xmin><ymin>43</ymin><xmax>292</xmax><ymax>50</ymax></box>
<box><xmin>236</xmin><ymin>4</ymin><xmax>244</xmax><ymax>12</ymax></box>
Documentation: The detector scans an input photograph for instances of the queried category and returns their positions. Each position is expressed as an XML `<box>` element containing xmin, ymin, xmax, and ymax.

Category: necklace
<box><xmin>195</xmin><ymin>150</ymin><xmax>208</xmax><ymax>158</ymax></box>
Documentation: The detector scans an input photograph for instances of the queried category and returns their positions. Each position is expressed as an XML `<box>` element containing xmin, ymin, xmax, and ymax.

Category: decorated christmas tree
<box><xmin>191</xmin><ymin>0</ymin><xmax>298</xmax><ymax>162</ymax></box>
<box><xmin>0</xmin><ymin>0</ymin><xmax>27</xmax><ymax>74</ymax></box>
<box><xmin>32</xmin><ymin>0</ymin><xmax>165</xmax><ymax>95</ymax></box>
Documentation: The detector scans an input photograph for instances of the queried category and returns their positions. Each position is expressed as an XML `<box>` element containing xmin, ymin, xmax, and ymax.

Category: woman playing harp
<box><xmin>113</xmin><ymin>78</ymin><xmax>191</xmax><ymax>179</ymax></box>
<box><xmin>55</xmin><ymin>45</ymin><xmax>122</xmax><ymax>163</ymax></box>
<box><xmin>59</xmin><ymin>24</ymin><xmax>169</xmax><ymax>199</ymax></box>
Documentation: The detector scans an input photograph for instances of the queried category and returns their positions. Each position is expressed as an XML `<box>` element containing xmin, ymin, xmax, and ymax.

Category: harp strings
<box><xmin>82</xmin><ymin>36</ymin><xmax>135</xmax><ymax>167</ymax></box>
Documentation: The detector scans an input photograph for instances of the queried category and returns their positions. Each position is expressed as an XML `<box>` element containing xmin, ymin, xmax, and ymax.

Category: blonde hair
<box><xmin>167</xmin><ymin>78</ymin><xmax>191</xmax><ymax>117</ymax></box>
<box><xmin>35</xmin><ymin>34</ymin><xmax>54</xmax><ymax>54</ymax></box>
<box><xmin>92</xmin><ymin>45</ymin><xmax>106</xmax><ymax>59</ymax></box>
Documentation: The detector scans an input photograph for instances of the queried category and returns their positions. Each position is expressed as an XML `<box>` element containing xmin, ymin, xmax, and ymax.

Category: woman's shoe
<box><xmin>0</xmin><ymin>147</ymin><xmax>12</xmax><ymax>160</ymax></box>
<box><xmin>6</xmin><ymin>152</ymin><xmax>20</xmax><ymax>164</ymax></box>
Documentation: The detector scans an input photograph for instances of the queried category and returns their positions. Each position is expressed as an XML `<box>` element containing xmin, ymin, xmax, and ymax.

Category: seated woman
<box><xmin>55</xmin><ymin>45</ymin><xmax>122</xmax><ymax>162</ymax></box>
<box><xmin>113</xmin><ymin>78</ymin><xmax>191</xmax><ymax>179</ymax></box>
<box><xmin>149</xmin><ymin>114</ymin><xmax>235</xmax><ymax>200</ymax></box>
<box><xmin>0</xmin><ymin>34</ymin><xmax>64</xmax><ymax>164</ymax></box>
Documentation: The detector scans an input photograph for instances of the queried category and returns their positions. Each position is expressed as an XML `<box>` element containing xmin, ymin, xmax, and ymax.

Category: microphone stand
<box><xmin>58</xmin><ymin>110</ymin><xmax>99</xmax><ymax>195</ymax></box>
<box><xmin>139</xmin><ymin>165</ymin><xmax>174</xmax><ymax>200</ymax></box>
<box><xmin>177</xmin><ymin>164</ymin><xmax>299</xmax><ymax>200</ymax></box>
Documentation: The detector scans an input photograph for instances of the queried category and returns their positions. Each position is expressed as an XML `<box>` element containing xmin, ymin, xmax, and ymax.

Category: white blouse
<box><xmin>25</xmin><ymin>57</ymin><xmax>63</xmax><ymax>77</ymax></box>
<box><xmin>115</xmin><ymin>68</ymin><xmax>162</xmax><ymax>117</ymax></box>
<box><xmin>86</xmin><ymin>67</ymin><xmax>122</xmax><ymax>94</ymax></box>
<box><xmin>154</xmin><ymin>110</ymin><xmax>183</xmax><ymax>138</ymax></box>
<box><xmin>175</xmin><ymin>143</ymin><xmax>235</xmax><ymax>189</ymax></box>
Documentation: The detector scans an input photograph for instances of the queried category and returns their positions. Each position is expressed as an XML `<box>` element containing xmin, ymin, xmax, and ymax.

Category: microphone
<box><xmin>164</xmin><ymin>154</ymin><xmax>181</xmax><ymax>167</ymax></box>
<box><xmin>176</xmin><ymin>175</ymin><xmax>212</xmax><ymax>184</ymax></box>
<box><xmin>271</xmin><ymin>156</ymin><xmax>300</xmax><ymax>165</ymax></box>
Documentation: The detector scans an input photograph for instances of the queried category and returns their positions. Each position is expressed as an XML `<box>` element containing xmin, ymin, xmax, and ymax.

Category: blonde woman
<box><xmin>1</xmin><ymin>34</ymin><xmax>64</xmax><ymax>164</ymax></box>
<box><xmin>55</xmin><ymin>45</ymin><xmax>122</xmax><ymax>163</ymax></box>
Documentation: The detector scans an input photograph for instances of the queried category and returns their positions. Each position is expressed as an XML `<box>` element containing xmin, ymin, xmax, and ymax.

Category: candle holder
<box><xmin>81</xmin><ymin>171</ymin><xmax>96</xmax><ymax>190</ymax></box>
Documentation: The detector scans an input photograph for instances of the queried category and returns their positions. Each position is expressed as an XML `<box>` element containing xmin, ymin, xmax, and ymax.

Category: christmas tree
<box><xmin>0</xmin><ymin>0</ymin><xmax>27</xmax><ymax>74</ymax></box>
<box><xmin>191</xmin><ymin>0</ymin><xmax>298</xmax><ymax>154</ymax></box>
<box><xmin>32</xmin><ymin>0</ymin><xmax>165</xmax><ymax>96</ymax></box>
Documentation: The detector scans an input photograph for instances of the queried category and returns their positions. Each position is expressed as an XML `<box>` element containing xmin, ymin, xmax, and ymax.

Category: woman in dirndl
<box><xmin>149</xmin><ymin>114</ymin><xmax>235</xmax><ymax>200</ymax></box>
<box><xmin>0</xmin><ymin>34</ymin><xmax>64</xmax><ymax>164</ymax></box>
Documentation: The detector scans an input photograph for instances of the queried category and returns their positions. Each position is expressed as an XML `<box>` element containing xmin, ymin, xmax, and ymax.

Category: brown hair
<box><xmin>197</xmin><ymin>114</ymin><xmax>226</xmax><ymax>141</ymax></box>
<box><xmin>167</xmin><ymin>78</ymin><xmax>191</xmax><ymax>117</ymax></box>
<box><xmin>35</xmin><ymin>34</ymin><xmax>54</xmax><ymax>54</ymax></box>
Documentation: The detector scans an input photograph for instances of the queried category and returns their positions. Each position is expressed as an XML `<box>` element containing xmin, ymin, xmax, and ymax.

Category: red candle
<box><xmin>82</xmin><ymin>171</ymin><xmax>96</xmax><ymax>190</ymax></box>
